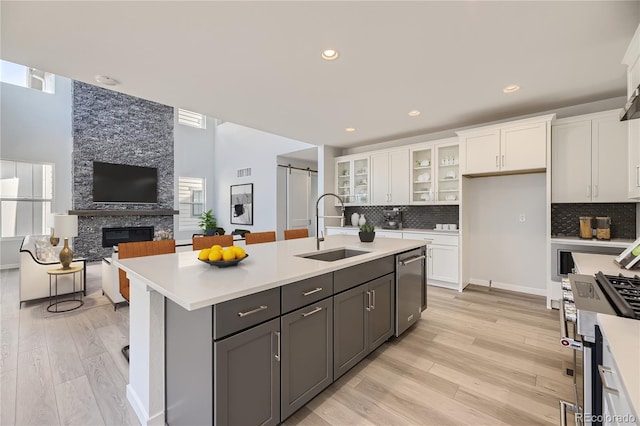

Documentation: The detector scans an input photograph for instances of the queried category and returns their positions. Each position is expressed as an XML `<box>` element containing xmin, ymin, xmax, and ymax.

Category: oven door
<box><xmin>559</xmin><ymin>296</ymin><xmax>584</xmax><ymax>425</ymax></box>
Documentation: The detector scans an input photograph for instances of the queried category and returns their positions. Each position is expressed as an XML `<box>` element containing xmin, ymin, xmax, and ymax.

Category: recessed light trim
<box><xmin>408</xmin><ymin>110</ymin><xmax>421</xmax><ymax>117</ymax></box>
<box><xmin>503</xmin><ymin>84</ymin><xmax>520</xmax><ymax>93</ymax></box>
<box><xmin>321</xmin><ymin>49</ymin><xmax>339</xmax><ymax>61</ymax></box>
<box><xmin>95</xmin><ymin>75</ymin><xmax>119</xmax><ymax>86</ymax></box>
<box><xmin>345</xmin><ymin>127</ymin><xmax>356</xmax><ymax>132</ymax></box>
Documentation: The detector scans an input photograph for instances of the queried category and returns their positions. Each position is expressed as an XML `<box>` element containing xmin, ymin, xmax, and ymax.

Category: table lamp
<box><xmin>54</xmin><ymin>214</ymin><xmax>78</xmax><ymax>269</ymax></box>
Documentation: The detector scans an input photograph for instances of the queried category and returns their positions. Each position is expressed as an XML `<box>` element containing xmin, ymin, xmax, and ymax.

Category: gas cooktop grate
<box><xmin>600</xmin><ymin>273</ymin><xmax>640</xmax><ymax>318</ymax></box>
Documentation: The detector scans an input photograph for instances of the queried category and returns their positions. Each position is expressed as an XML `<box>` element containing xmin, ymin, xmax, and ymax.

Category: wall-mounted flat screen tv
<box><xmin>93</xmin><ymin>161</ymin><xmax>158</xmax><ymax>203</ymax></box>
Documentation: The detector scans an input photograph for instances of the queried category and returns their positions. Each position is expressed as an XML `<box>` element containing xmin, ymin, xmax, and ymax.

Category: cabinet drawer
<box><xmin>213</xmin><ymin>288</ymin><xmax>281</xmax><ymax>340</ymax></box>
<box><xmin>281</xmin><ymin>273</ymin><xmax>333</xmax><ymax>314</ymax></box>
<box><xmin>334</xmin><ymin>256</ymin><xmax>394</xmax><ymax>294</ymax></box>
<box><xmin>403</xmin><ymin>232</ymin><xmax>458</xmax><ymax>246</ymax></box>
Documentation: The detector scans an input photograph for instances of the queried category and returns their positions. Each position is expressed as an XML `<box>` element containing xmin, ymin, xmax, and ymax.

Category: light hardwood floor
<box><xmin>2</xmin><ymin>264</ymin><xmax>576</xmax><ymax>425</ymax></box>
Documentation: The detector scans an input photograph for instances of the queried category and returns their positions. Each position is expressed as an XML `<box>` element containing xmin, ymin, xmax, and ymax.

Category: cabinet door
<box><xmin>500</xmin><ymin>121</ymin><xmax>547</xmax><ymax>172</ymax></box>
<box><xmin>368</xmin><ymin>273</ymin><xmax>394</xmax><ymax>351</ymax></box>
<box><xmin>461</xmin><ymin>130</ymin><xmax>500</xmax><ymax>174</ymax></box>
<box><xmin>333</xmin><ymin>284</ymin><xmax>368</xmax><ymax>380</ymax></box>
<box><xmin>281</xmin><ymin>298</ymin><xmax>333</xmax><ymax>421</ymax></box>
<box><xmin>336</xmin><ymin>158</ymin><xmax>352</xmax><ymax>203</ymax></box>
<box><xmin>389</xmin><ymin>150</ymin><xmax>410</xmax><ymax>204</ymax></box>
<box><xmin>429</xmin><ymin>244</ymin><xmax>459</xmax><ymax>284</ymax></box>
<box><xmin>214</xmin><ymin>318</ymin><xmax>280</xmax><ymax>426</ymax></box>
<box><xmin>551</xmin><ymin>121</ymin><xmax>592</xmax><ymax>202</ymax></box>
<box><xmin>592</xmin><ymin>115</ymin><xmax>628</xmax><ymax>202</ymax></box>
<box><xmin>628</xmin><ymin>117</ymin><xmax>640</xmax><ymax>199</ymax></box>
<box><xmin>370</xmin><ymin>152</ymin><xmax>390</xmax><ymax>205</ymax></box>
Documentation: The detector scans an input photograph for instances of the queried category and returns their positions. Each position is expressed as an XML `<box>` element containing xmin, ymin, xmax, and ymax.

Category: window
<box><xmin>178</xmin><ymin>108</ymin><xmax>206</xmax><ymax>129</ymax></box>
<box><xmin>178</xmin><ymin>177</ymin><xmax>205</xmax><ymax>231</ymax></box>
<box><xmin>0</xmin><ymin>60</ymin><xmax>55</xmax><ymax>94</ymax></box>
<box><xmin>0</xmin><ymin>160</ymin><xmax>54</xmax><ymax>238</ymax></box>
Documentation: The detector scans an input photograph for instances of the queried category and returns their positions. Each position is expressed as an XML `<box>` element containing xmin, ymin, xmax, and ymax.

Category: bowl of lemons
<box><xmin>198</xmin><ymin>245</ymin><xmax>248</xmax><ymax>268</ymax></box>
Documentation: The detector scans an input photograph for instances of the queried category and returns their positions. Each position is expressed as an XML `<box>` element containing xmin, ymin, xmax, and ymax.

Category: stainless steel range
<box><xmin>560</xmin><ymin>272</ymin><xmax>640</xmax><ymax>425</ymax></box>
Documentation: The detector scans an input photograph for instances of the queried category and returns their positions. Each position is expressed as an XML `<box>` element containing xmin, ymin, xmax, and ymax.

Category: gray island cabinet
<box><xmin>165</xmin><ymin>257</ymin><xmax>398</xmax><ymax>425</ymax></box>
<box><xmin>115</xmin><ymin>235</ymin><xmax>428</xmax><ymax>426</ymax></box>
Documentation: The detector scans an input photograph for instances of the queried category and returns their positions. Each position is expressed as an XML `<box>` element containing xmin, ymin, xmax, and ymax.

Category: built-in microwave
<box><xmin>551</xmin><ymin>242</ymin><xmax>623</xmax><ymax>282</ymax></box>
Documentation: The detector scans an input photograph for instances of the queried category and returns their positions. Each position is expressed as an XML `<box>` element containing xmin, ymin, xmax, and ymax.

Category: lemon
<box><xmin>233</xmin><ymin>246</ymin><xmax>246</xmax><ymax>259</ymax></box>
<box><xmin>211</xmin><ymin>244</ymin><xmax>223</xmax><ymax>251</ymax></box>
<box><xmin>208</xmin><ymin>249</ymin><xmax>223</xmax><ymax>262</ymax></box>
<box><xmin>198</xmin><ymin>248</ymin><xmax>211</xmax><ymax>260</ymax></box>
<box><xmin>222</xmin><ymin>248</ymin><xmax>236</xmax><ymax>261</ymax></box>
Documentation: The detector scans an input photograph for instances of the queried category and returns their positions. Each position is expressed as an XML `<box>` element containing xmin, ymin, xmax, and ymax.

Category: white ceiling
<box><xmin>2</xmin><ymin>1</ymin><xmax>639</xmax><ymax>148</ymax></box>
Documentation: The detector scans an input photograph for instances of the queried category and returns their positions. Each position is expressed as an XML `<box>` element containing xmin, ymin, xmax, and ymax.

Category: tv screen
<box><xmin>93</xmin><ymin>161</ymin><xmax>158</xmax><ymax>203</ymax></box>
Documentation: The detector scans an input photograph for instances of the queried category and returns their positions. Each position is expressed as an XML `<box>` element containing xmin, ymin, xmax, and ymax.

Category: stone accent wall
<box><xmin>344</xmin><ymin>205</ymin><xmax>459</xmax><ymax>229</ymax></box>
<box><xmin>72</xmin><ymin>81</ymin><xmax>175</xmax><ymax>260</ymax></box>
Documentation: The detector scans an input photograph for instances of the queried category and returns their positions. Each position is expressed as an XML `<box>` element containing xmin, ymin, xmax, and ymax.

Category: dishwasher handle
<box><xmin>399</xmin><ymin>255</ymin><xmax>426</xmax><ymax>266</ymax></box>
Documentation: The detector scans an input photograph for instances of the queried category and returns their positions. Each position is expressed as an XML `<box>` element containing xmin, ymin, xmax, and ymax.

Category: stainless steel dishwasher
<box><xmin>395</xmin><ymin>247</ymin><xmax>427</xmax><ymax>336</ymax></box>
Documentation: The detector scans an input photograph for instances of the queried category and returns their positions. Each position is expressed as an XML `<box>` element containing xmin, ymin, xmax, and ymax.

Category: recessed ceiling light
<box><xmin>345</xmin><ymin>127</ymin><xmax>356</xmax><ymax>132</ymax></box>
<box><xmin>503</xmin><ymin>84</ymin><xmax>520</xmax><ymax>93</ymax></box>
<box><xmin>408</xmin><ymin>110</ymin><xmax>421</xmax><ymax>117</ymax></box>
<box><xmin>321</xmin><ymin>49</ymin><xmax>339</xmax><ymax>61</ymax></box>
<box><xmin>95</xmin><ymin>75</ymin><xmax>119</xmax><ymax>86</ymax></box>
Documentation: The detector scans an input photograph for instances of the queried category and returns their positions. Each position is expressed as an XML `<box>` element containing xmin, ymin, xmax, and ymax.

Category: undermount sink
<box><xmin>296</xmin><ymin>248</ymin><xmax>370</xmax><ymax>262</ymax></box>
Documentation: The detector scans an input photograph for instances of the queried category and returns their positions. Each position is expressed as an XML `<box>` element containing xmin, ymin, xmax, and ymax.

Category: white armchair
<box><xmin>19</xmin><ymin>235</ymin><xmax>86</xmax><ymax>305</ymax></box>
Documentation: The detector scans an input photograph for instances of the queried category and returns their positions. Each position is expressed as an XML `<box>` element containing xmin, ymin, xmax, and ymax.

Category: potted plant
<box><xmin>199</xmin><ymin>209</ymin><xmax>217</xmax><ymax>235</ymax></box>
<box><xmin>359</xmin><ymin>223</ymin><xmax>376</xmax><ymax>242</ymax></box>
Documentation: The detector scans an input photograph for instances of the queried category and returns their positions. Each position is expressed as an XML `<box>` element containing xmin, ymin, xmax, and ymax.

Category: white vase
<box><xmin>351</xmin><ymin>212</ymin><xmax>360</xmax><ymax>227</ymax></box>
<box><xmin>358</xmin><ymin>214</ymin><xmax>366</xmax><ymax>226</ymax></box>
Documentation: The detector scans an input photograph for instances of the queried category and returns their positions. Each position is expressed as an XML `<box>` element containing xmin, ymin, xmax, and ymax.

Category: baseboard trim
<box><xmin>0</xmin><ymin>264</ymin><xmax>19</xmax><ymax>270</ymax></box>
<box><xmin>127</xmin><ymin>384</ymin><xmax>164</xmax><ymax>426</ymax></box>
<box><xmin>468</xmin><ymin>277</ymin><xmax>546</xmax><ymax>297</ymax></box>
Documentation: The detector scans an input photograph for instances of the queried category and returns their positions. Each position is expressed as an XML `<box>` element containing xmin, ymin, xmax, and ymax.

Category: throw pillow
<box><xmin>34</xmin><ymin>236</ymin><xmax>58</xmax><ymax>263</ymax></box>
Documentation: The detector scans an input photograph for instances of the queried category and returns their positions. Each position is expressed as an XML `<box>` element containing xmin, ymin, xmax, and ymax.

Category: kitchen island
<box><xmin>115</xmin><ymin>235</ymin><xmax>428</xmax><ymax>426</ymax></box>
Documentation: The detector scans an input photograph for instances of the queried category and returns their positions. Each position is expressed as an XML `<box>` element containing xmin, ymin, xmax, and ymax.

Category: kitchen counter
<box><xmin>326</xmin><ymin>225</ymin><xmax>459</xmax><ymax>235</ymax></box>
<box><xmin>596</xmin><ymin>314</ymin><xmax>640</xmax><ymax>421</ymax></box>
<box><xmin>116</xmin><ymin>235</ymin><xmax>426</xmax><ymax>311</ymax></box>
<box><xmin>115</xmin><ymin>235</ymin><xmax>428</xmax><ymax>425</ymax></box>
<box><xmin>572</xmin><ymin>253</ymin><xmax>632</xmax><ymax>276</ymax></box>
<box><xmin>551</xmin><ymin>236</ymin><xmax>634</xmax><ymax>248</ymax></box>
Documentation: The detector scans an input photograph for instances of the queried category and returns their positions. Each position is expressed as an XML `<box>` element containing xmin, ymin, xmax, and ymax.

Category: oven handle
<box><xmin>559</xmin><ymin>300</ymin><xmax>583</xmax><ymax>351</ymax></box>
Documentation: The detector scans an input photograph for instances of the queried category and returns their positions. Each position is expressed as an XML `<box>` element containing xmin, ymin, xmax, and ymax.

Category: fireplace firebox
<box><xmin>102</xmin><ymin>226</ymin><xmax>154</xmax><ymax>248</ymax></box>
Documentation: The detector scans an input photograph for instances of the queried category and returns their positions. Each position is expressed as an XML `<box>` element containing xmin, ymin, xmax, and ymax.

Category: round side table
<box><xmin>47</xmin><ymin>265</ymin><xmax>84</xmax><ymax>313</ymax></box>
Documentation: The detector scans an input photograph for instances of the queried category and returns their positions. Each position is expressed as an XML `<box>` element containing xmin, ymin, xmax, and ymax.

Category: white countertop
<box><xmin>551</xmin><ymin>236</ymin><xmax>634</xmax><ymax>248</ymax></box>
<box><xmin>115</xmin><ymin>235</ymin><xmax>427</xmax><ymax>311</ymax></box>
<box><xmin>572</xmin><ymin>253</ymin><xmax>633</xmax><ymax>276</ymax></box>
<box><xmin>326</xmin><ymin>226</ymin><xmax>459</xmax><ymax>235</ymax></box>
<box><xmin>597</xmin><ymin>314</ymin><xmax>640</xmax><ymax>420</ymax></box>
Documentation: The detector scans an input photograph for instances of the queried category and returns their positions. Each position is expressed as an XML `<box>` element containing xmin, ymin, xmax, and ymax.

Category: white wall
<box><xmin>213</xmin><ymin>123</ymin><xmax>314</xmax><ymax>233</ymax></box>
<box><xmin>465</xmin><ymin>173</ymin><xmax>547</xmax><ymax>295</ymax></box>
<box><xmin>173</xmin><ymin>115</ymin><xmax>216</xmax><ymax>241</ymax></box>
<box><xmin>0</xmin><ymin>77</ymin><xmax>73</xmax><ymax>268</ymax></box>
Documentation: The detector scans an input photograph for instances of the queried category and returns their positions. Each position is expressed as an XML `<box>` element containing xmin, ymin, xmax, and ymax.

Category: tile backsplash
<box><xmin>344</xmin><ymin>205</ymin><xmax>459</xmax><ymax>230</ymax></box>
<box><xmin>551</xmin><ymin>203</ymin><xmax>637</xmax><ymax>239</ymax></box>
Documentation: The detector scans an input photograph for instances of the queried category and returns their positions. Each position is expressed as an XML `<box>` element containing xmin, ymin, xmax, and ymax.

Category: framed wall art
<box><xmin>230</xmin><ymin>183</ymin><xmax>253</xmax><ymax>225</ymax></box>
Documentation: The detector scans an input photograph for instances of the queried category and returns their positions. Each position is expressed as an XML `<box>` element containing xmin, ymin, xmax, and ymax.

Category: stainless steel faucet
<box><xmin>315</xmin><ymin>193</ymin><xmax>345</xmax><ymax>250</ymax></box>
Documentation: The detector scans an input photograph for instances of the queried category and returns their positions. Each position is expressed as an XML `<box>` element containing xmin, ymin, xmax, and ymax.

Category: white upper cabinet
<box><xmin>410</xmin><ymin>138</ymin><xmax>459</xmax><ymax>204</ymax></box>
<box><xmin>623</xmin><ymin>23</ymin><xmax>640</xmax><ymax>199</ymax></box>
<box><xmin>551</xmin><ymin>110</ymin><xmax>628</xmax><ymax>203</ymax></box>
<box><xmin>370</xmin><ymin>149</ymin><xmax>410</xmax><ymax>205</ymax></box>
<box><xmin>458</xmin><ymin>115</ymin><xmax>554</xmax><ymax>176</ymax></box>
<box><xmin>335</xmin><ymin>155</ymin><xmax>369</xmax><ymax>205</ymax></box>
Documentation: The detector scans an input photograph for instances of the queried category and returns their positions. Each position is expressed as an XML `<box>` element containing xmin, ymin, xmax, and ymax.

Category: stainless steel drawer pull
<box><xmin>495</xmin><ymin>155</ymin><xmax>498</xmax><ymax>168</ymax></box>
<box><xmin>371</xmin><ymin>290</ymin><xmax>375</xmax><ymax>310</ymax></box>
<box><xmin>401</xmin><ymin>255</ymin><xmax>426</xmax><ymax>266</ymax></box>
<box><xmin>275</xmin><ymin>331</ymin><xmax>281</xmax><ymax>362</ymax></box>
<box><xmin>301</xmin><ymin>306</ymin><xmax>323</xmax><ymax>317</ymax></box>
<box><xmin>237</xmin><ymin>305</ymin><xmax>268</xmax><ymax>317</ymax></box>
<box><xmin>302</xmin><ymin>287</ymin><xmax>323</xmax><ymax>296</ymax></box>
<box><xmin>598</xmin><ymin>365</ymin><xmax>619</xmax><ymax>395</ymax></box>
<box><xmin>365</xmin><ymin>291</ymin><xmax>371</xmax><ymax>311</ymax></box>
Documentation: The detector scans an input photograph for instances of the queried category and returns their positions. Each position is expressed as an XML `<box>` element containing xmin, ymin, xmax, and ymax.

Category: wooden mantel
<box><xmin>69</xmin><ymin>209</ymin><xmax>179</xmax><ymax>216</ymax></box>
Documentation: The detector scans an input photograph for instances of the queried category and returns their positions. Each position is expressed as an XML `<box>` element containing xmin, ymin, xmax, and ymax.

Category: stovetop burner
<box><xmin>598</xmin><ymin>273</ymin><xmax>640</xmax><ymax>319</ymax></box>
